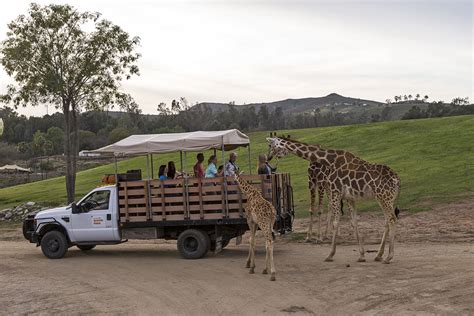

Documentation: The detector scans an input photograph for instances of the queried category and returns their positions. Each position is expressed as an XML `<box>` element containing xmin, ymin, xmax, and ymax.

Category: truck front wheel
<box><xmin>177</xmin><ymin>229</ymin><xmax>210</xmax><ymax>259</ymax></box>
<box><xmin>40</xmin><ymin>230</ymin><xmax>68</xmax><ymax>259</ymax></box>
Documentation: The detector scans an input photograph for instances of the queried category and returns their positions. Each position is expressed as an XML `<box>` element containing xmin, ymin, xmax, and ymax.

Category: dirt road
<box><xmin>1</xmin><ymin>203</ymin><xmax>473</xmax><ymax>315</ymax></box>
<box><xmin>1</xmin><ymin>239</ymin><xmax>473</xmax><ymax>315</ymax></box>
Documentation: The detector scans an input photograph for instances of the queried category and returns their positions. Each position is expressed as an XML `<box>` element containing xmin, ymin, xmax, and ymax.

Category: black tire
<box><xmin>210</xmin><ymin>238</ymin><xmax>230</xmax><ymax>251</ymax></box>
<box><xmin>40</xmin><ymin>230</ymin><xmax>68</xmax><ymax>259</ymax></box>
<box><xmin>177</xmin><ymin>229</ymin><xmax>210</xmax><ymax>259</ymax></box>
<box><xmin>77</xmin><ymin>245</ymin><xmax>96</xmax><ymax>251</ymax></box>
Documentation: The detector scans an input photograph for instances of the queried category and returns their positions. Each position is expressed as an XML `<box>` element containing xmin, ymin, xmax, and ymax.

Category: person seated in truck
<box><xmin>167</xmin><ymin>161</ymin><xmax>178</xmax><ymax>179</ymax></box>
<box><xmin>217</xmin><ymin>165</ymin><xmax>224</xmax><ymax>176</ymax></box>
<box><xmin>224</xmin><ymin>152</ymin><xmax>239</xmax><ymax>176</ymax></box>
<box><xmin>205</xmin><ymin>155</ymin><xmax>218</xmax><ymax>178</ymax></box>
<box><xmin>158</xmin><ymin>165</ymin><xmax>168</xmax><ymax>181</ymax></box>
<box><xmin>193</xmin><ymin>153</ymin><xmax>205</xmax><ymax>178</ymax></box>
<box><xmin>257</xmin><ymin>154</ymin><xmax>276</xmax><ymax>175</ymax></box>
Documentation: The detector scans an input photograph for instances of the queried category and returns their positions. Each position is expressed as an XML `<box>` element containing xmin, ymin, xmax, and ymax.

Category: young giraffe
<box><xmin>234</xmin><ymin>172</ymin><xmax>277</xmax><ymax>281</ymax></box>
<box><xmin>267</xmin><ymin>136</ymin><xmax>401</xmax><ymax>264</ymax></box>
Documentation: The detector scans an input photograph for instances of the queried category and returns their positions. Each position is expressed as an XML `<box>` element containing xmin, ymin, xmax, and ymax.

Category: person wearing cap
<box><xmin>224</xmin><ymin>152</ymin><xmax>239</xmax><ymax>176</ymax></box>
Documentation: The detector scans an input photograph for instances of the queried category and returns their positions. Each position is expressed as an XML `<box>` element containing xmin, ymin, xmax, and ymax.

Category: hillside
<box><xmin>192</xmin><ymin>93</ymin><xmax>384</xmax><ymax>114</ymax></box>
<box><xmin>0</xmin><ymin>115</ymin><xmax>473</xmax><ymax>217</ymax></box>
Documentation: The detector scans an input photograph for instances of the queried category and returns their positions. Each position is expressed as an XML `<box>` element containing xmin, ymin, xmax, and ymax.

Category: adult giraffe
<box><xmin>267</xmin><ymin>136</ymin><xmax>401</xmax><ymax>263</ymax></box>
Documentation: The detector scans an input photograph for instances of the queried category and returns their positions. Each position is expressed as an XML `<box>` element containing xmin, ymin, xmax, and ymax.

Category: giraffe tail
<box><xmin>395</xmin><ymin>207</ymin><xmax>400</xmax><ymax>219</ymax></box>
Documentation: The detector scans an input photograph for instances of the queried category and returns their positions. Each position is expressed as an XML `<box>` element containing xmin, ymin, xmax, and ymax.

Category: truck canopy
<box><xmin>91</xmin><ymin>129</ymin><xmax>250</xmax><ymax>155</ymax></box>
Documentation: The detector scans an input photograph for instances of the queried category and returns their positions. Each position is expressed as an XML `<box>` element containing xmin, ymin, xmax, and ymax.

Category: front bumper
<box><xmin>22</xmin><ymin>216</ymin><xmax>37</xmax><ymax>243</ymax></box>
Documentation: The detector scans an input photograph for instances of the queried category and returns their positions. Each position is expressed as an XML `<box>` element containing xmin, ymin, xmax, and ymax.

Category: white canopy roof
<box><xmin>0</xmin><ymin>164</ymin><xmax>31</xmax><ymax>173</ymax></box>
<box><xmin>91</xmin><ymin>129</ymin><xmax>250</xmax><ymax>155</ymax></box>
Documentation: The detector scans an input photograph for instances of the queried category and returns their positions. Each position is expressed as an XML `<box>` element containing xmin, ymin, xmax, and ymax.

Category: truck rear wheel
<box><xmin>177</xmin><ymin>229</ymin><xmax>210</xmax><ymax>259</ymax></box>
<box><xmin>77</xmin><ymin>245</ymin><xmax>96</xmax><ymax>251</ymax></box>
<box><xmin>40</xmin><ymin>230</ymin><xmax>68</xmax><ymax>259</ymax></box>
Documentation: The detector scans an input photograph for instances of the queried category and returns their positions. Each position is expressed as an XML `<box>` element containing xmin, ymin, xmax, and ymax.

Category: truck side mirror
<box><xmin>71</xmin><ymin>203</ymin><xmax>79</xmax><ymax>214</ymax></box>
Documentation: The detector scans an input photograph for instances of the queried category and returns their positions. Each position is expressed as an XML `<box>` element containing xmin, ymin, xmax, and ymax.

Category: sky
<box><xmin>0</xmin><ymin>0</ymin><xmax>472</xmax><ymax>117</ymax></box>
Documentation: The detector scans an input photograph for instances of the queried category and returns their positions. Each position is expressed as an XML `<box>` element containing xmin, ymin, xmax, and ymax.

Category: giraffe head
<box><xmin>266</xmin><ymin>137</ymin><xmax>289</xmax><ymax>161</ymax></box>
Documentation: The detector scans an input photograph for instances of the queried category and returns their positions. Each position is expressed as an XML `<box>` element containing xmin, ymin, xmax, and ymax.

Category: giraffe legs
<box><xmin>323</xmin><ymin>188</ymin><xmax>332</xmax><ymax>240</ymax></box>
<box><xmin>324</xmin><ymin>192</ymin><xmax>341</xmax><ymax>262</ymax></box>
<box><xmin>246</xmin><ymin>221</ymin><xmax>257</xmax><ymax>270</ymax></box>
<box><xmin>305</xmin><ymin>186</ymin><xmax>317</xmax><ymax>242</ymax></box>
<box><xmin>383</xmin><ymin>218</ymin><xmax>397</xmax><ymax>264</ymax></box>
<box><xmin>374</xmin><ymin>221</ymin><xmax>389</xmax><ymax>261</ymax></box>
<box><xmin>262</xmin><ymin>228</ymin><xmax>276</xmax><ymax>281</ymax></box>
<box><xmin>347</xmin><ymin>200</ymin><xmax>365</xmax><ymax>262</ymax></box>
<box><xmin>316</xmin><ymin>185</ymin><xmax>325</xmax><ymax>241</ymax></box>
<box><xmin>375</xmin><ymin>200</ymin><xmax>397</xmax><ymax>263</ymax></box>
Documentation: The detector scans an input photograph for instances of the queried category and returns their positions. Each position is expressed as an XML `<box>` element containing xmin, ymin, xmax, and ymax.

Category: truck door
<box><xmin>71</xmin><ymin>189</ymin><xmax>117</xmax><ymax>242</ymax></box>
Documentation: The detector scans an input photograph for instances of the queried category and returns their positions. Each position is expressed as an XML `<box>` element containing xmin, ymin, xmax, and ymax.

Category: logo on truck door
<box><xmin>91</xmin><ymin>216</ymin><xmax>106</xmax><ymax>227</ymax></box>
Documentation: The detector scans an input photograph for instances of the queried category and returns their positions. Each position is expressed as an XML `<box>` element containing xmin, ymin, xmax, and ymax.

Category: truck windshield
<box><xmin>79</xmin><ymin>190</ymin><xmax>111</xmax><ymax>212</ymax></box>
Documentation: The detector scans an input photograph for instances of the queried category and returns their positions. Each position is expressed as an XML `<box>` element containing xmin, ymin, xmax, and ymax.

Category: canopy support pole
<box><xmin>146</xmin><ymin>154</ymin><xmax>150</xmax><ymax>180</ymax></box>
<box><xmin>180</xmin><ymin>151</ymin><xmax>183</xmax><ymax>173</ymax></box>
<box><xmin>150</xmin><ymin>154</ymin><xmax>154</xmax><ymax>178</ymax></box>
<box><xmin>247</xmin><ymin>144</ymin><xmax>252</xmax><ymax>175</ymax></box>
<box><xmin>221</xmin><ymin>138</ymin><xmax>229</xmax><ymax>218</ymax></box>
<box><xmin>114</xmin><ymin>155</ymin><xmax>118</xmax><ymax>180</ymax></box>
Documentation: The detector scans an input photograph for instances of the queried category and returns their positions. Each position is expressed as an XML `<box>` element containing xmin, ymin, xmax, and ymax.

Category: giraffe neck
<box><xmin>235</xmin><ymin>174</ymin><xmax>256</xmax><ymax>196</ymax></box>
<box><xmin>280</xmin><ymin>139</ymin><xmax>336</xmax><ymax>167</ymax></box>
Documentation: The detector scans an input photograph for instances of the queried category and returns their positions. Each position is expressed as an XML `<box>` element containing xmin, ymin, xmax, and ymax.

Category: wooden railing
<box><xmin>117</xmin><ymin>173</ymin><xmax>291</xmax><ymax>223</ymax></box>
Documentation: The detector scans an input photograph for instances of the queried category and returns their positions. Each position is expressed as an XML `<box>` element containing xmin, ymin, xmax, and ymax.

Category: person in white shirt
<box><xmin>224</xmin><ymin>152</ymin><xmax>239</xmax><ymax>176</ymax></box>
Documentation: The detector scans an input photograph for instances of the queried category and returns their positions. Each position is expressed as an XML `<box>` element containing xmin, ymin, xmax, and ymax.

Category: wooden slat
<box><xmin>119</xmin><ymin>188</ymin><xmax>147</xmax><ymax>196</ymax></box>
<box><xmin>160</xmin><ymin>180</ymin><xmax>166</xmax><ymax>220</ymax></box>
<box><xmin>198</xmin><ymin>178</ymin><xmax>204</xmax><ymax>219</ymax></box>
<box><xmin>124</xmin><ymin>182</ymin><xmax>129</xmax><ymax>222</ymax></box>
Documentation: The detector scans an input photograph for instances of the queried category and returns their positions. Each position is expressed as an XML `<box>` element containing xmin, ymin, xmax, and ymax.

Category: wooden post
<box><xmin>160</xmin><ymin>180</ymin><xmax>166</xmax><ymax>220</ymax></box>
<box><xmin>124</xmin><ymin>182</ymin><xmax>129</xmax><ymax>222</ymax></box>
<box><xmin>145</xmin><ymin>180</ymin><xmax>151</xmax><ymax>220</ymax></box>
<box><xmin>198</xmin><ymin>178</ymin><xmax>204</xmax><ymax>220</ymax></box>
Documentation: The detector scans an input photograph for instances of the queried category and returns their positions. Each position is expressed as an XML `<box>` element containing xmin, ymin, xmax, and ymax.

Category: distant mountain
<box><xmin>190</xmin><ymin>93</ymin><xmax>384</xmax><ymax>114</ymax></box>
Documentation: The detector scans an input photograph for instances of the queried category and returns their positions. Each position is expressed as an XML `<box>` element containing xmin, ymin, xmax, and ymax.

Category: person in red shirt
<box><xmin>193</xmin><ymin>153</ymin><xmax>205</xmax><ymax>178</ymax></box>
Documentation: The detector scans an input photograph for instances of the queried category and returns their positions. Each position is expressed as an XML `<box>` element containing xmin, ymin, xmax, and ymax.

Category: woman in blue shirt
<box><xmin>205</xmin><ymin>155</ymin><xmax>218</xmax><ymax>178</ymax></box>
<box><xmin>158</xmin><ymin>165</ymin><xmax>168</xmax><ymax>181</ymax></box>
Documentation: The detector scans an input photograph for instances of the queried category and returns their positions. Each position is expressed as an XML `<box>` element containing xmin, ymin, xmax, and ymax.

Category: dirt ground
<box><xmin>0</xmin><ymin>201</ymin><xmax>473</xmax><ymax>315</ymax></box>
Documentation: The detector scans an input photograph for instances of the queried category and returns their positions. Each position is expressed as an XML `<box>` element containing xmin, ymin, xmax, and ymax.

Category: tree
<box><xmin>402</xmin><ymin>106</ymin><xmax>425</xmax><ymax>120</ymax></box>
<box><xmin>0</xmin><ymin>3</ymin><xmax>140</xmax><ymax>202</ymax></box>
<box><xmin>78</xmin><ymin>130</ymin><xmax>97</xmax><ymax>150</ymax></box>
<box><xmin>408</xmin><ymin>94</ymin><xmax>413</xmax><ymax>101</ymax></box>
<box><xmin>423</xmin><ymin>95</ymin><xmax>429</xmax><ymax>103</ymax></box>
<box><xmin>415</xmin><ymin>94</ymin><xmax>420</xmax><ymax>101</ymax></box>
<box><xmin>108</xmin><ymin>127</ymin><xmax>130</xmax><ymax>144</ymax></box>
<box><xmin>385</xmin><ymin>99</ymin><xmax>391</xmax><ymax>104</ymax></box>
<box><xmin>46</xmin><ymin>126</ymin><xmax>64</xmax><ymax>154</ymax></box>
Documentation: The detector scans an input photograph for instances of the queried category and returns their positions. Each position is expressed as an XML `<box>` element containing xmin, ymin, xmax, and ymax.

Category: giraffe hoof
<box><xmin>304</xmin><ymin>237</ymin><xmax>313</xmax><ymax>243</ymax></box>
<box><xmin>374</xmin><ymin>256</ymin><xmax>383</xmax><ymax>262</ymax></box>
<box><xmin>262</xmin><ymin>269</ymin><xmax>268</xmax><ymax>274</ymax></box>
<box><xmin>270</xmin><ymin>273</ymin><xmax>276</xmax><ymax>281</ymax></box>
<box><xmin>249</xmin><ymin>268</ymin><xmax>255</xmax><ymax>274</ymax></box>
<box><xmin>382</xmin><ymin>259</ymin><xmax>391</xmax><ymax>264</ymax></box>
<box><xmin>324</xmin><ymin>257</ymin><xmax>333</xmax><ymax>262</ymax></box>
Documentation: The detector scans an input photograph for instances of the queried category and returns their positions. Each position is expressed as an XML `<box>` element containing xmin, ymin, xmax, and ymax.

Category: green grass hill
<box><xmin>1</xmin><ymin>115</ymin><xmax>473</xmax><ymax>217</ymax></box>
